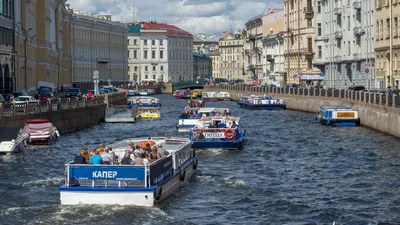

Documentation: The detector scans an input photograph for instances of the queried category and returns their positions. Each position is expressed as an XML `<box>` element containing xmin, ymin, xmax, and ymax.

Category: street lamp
<box><xmin>93</xmin><ymin>70</ymin><xmax>99</xmax><ymax>95</ymax></box>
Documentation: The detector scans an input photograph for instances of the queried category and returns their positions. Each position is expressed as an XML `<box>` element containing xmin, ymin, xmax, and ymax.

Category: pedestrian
<box><xmin>386</xmin><ymin>86</ymin><xmax>392</xmax><ymax>95</ymax></box>
<box><xmin>393</xmin><ymin>86</ymin><xmax>400</xmax><ymax>95</ymax></box>
<box><xmin>60</xmin><ymin>85</ymin><xmax>64</xmax><ymax>93</ymax></box>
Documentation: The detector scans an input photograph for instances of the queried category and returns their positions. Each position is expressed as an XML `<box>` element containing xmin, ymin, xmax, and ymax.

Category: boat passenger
<box><xmin>101</xmin><ymin>147</ymin><xmax>113</xmax><ymax>164</ymax></box>
<box><xmin>230</xmin><ymin>121</ymin><xmax>238</xmax><ymax>129</ymax></box>
<box><xmin>128</xmin><ymin>142</ymin><xmax>135</xmax><ymax>151</ymax></box>
<box><xmin>133</xmin><ymin>150</ymin><xmax>144</xmax><ymax>165</ymax></box>
<box><xmin>149</xmin><ymin>146</ymin><xmax>161</xmax><ymax>160</ymax></box>
<box><xmin>81</xmin><ymin>146</ymin><xmax>90</xmax><ymax>161</ymax></box>
<box><xmin>73</xmin><ymin>151</ymin><xmax>86</xmax><ymax>164</ymax></box>
<box><xmin>221</xmin><ymin>110</ymin><xmax>228</xmax><ymax>117</ymax></box>
<box><xmin>157</xmin><ymin>144</ymin><xmax>169</xmax><ymax>157</ymax></box>
<box><xmin>121</xmin><ymin>151</ymin><xmax>133</xmax><ymax>165</ymax></box>
<box><xmin>218</xmin><ymin>123</ymin><xmax>227</xmax><ymax>128</ymax></box>
<box><xmin>90</xmin><ymin>150</ymin><xmax>103</xmax><ymax>164</ymax></box>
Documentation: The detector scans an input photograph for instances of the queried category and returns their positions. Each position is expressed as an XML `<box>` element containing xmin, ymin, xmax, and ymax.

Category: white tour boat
<box><xmin>59</xmin><ymin>137</ymin><xmax>198</xmax><ymax>206</ymax></box>
<box><xmin>202</xmin><ymin>91</ymin><xmax>231</xmax><ymax>101</ymax></box>
<box><xmin>177</xmin><ymin>107</ymin><xmax>230</xmax><ymax>132</ymax></box>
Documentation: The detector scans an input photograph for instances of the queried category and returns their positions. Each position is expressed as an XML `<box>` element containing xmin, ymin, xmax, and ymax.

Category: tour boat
<box><xmin>134</xmin><ymin>107</ymin><xmax>160</xmax><ymax>120</ymax></box>
<box><xmin>189</xmin><ymin>116</ymin><xmax>245</xmax><ymax>150</ymax></box>
<box><xmin>176</xmin><ymin>90</ymin><xmax>199</xmax><ymax>99</ymax></box>
<box><xmin>177</xmin><ymin>107</ymin><xmax>230</xmax><ymax>132</ymax></box>
<box><xmin>0</xmin><ymin>128</ymin><xmax>29</xmax><ymax>154</ymax></box>
<box><xmin>22</xmin><ymin>119</ymin><xmax>60</xmax><ymax>144</ymax></box>
<box><xmin>128</xmin><ymin>96</ymin><xmax>161</xmax><ymax>108</ymax></box>
<box><xmin>127</xmin><ymin>90</ymin><xmax>140</xmax><ymax>97</ymax></box>
<box><xmin>315</xmin><ymin>105</ymin><xmax>360</xmax><ymax>127</ymax></box>
<box><xmin>202</xmin><ymin>91</ymin><xmax>231</xmax><ymax>101</ymax></box>
<box><xmin>59</xmin><ymin>137</ymin><xmax>198</xmax><ymax>206</ymax></box>
<box><xmin>237</xmin><ymin>95</ymin><xmax>286</xmax><ymax>110</ymax></box>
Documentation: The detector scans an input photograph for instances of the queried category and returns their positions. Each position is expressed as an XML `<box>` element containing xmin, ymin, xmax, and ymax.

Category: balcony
<box><xmin>334</xmin><ymin>7</ymin><xmax>341</xmax><ymax>15</ymax></box>
<box><xmin>353</xmin><ymin>53</ymin><xmax>362</xmax><ymax>61</ymax></box>
<box><xmin>304</xmin><ymin>47</ymin><xmax>314</xmax><ymax>56</ymax></box>
<box><xmin>334</xmin><ymin>31</ymin><xmax>343</xmax><ymax>39</ymax></box>
<box><xmin>304</xmin><ymin>7</ymin><xmax>314</xmax><ymax>19</ymax></box>
<box><xmin>353</xmin><ymin>26</ymin><xmax>365</xmax><ymax>35</ymax></box>
<box><xmin>315</xmin><ymin>36</ymin><xmax>329</xmax><ymax>42</ymax></box>
<box><xmin>248</xmin><ymin>64</ymin><xmax>256</xmax><ymax>71</ymax></box>
<box><xmin>266</xmin><ymin>55</ymin><xmax>273</xmax><ymax>62</ymax></box>
<box><xmin>353</xmin><ymin>0</ymin><xmax>361</xmax><ymax>9</ymax></box>
<box><xmin>97</xmin><ymin>58</ymin><xmax>110</xmax><ymax>64</ymax></box>
<box><xmin>334</xmin><ymin>55</ymin><xmax>342</xmax><ymax>62</ymax></box>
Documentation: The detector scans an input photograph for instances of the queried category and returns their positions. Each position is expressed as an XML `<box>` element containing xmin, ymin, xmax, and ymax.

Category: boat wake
<box><xmin>196</xmin><ymin>174</ymin><xmax>246</xmax><ymax>189</ymax></box>
<box><xmin>21</xmin><ymin>177</ymin><xmax>64</xmax><ymax>188</ymax></box>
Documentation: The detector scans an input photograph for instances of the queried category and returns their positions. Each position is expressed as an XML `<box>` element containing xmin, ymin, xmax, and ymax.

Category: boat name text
<box><xmin>92</xmin><ymin>171</ymin><xmax>117</xmax><ymax>178</ymax></box>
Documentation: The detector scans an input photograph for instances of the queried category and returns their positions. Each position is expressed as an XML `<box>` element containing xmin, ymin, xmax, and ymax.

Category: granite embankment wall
<box><xmin>0</xmin><ymin>92</ymin><xmax>127</xmax><ymax>134</ymax></box>
<box><xmin>205</xmin><ymin>85</ymin><xmax>400</xmax><ymax>138</ymax></box>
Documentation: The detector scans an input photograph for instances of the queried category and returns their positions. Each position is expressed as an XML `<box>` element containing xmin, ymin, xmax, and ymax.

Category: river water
<box><xmin>1</xmin><ymin>94</ymin><xmax>400</xmax><ymax>225</ymax></box>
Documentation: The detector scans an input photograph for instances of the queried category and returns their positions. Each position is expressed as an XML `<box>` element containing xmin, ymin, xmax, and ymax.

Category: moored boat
<box><xmin>134</xmin><ymin>107</ymin><xmax>160</xmax><ymax>120</ymax></box>
<box><xmin>315</xmin><ymin>105</ymin><xmax>360</xmax><ymax>127</ymax></box>
<box><xmin>177</xmin><ymin>107</ymin><xmax>230</xmax><ymax>132</ymax></box>
<box><xmin>202</xmin><ymin>91</ymin><xmax>231</xmax><ymax>101</ymax></box>
<box><xmin>189</xmin><ymin>116</ymin><xmax>245</xmax><ymax>150</ymax></box>
<box><xmin>22</xmin><ymin>119</ymin><xmax>60</xmax><ymax>144</ymax></box>
<box><xmin>59</xmin><ymin>137</ymin><xmax>197</xmax><ymax>206</ymax></box>
<box><xmin>128</xmin><ymin>96</ymin><xmax>161</xmax><ymax>108</ymax></box>
<box><xmin>237</xmin><ymin>95</ymin><xmax>286</xmax><ymax>110</ymax></box>
<box><xmin>0</xmin><ymin>128</ymin><xmax>29</xmax><ymax>154</ymax></box>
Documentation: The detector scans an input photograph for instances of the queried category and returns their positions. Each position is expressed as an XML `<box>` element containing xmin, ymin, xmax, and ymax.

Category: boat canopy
<box><xmin>196</xmin><ymin>116</ymin><xmax>240</xmax><ymax>128</ymax></box>
<box><xmin>23</xmin><ymin>122</ymin><xmax>52</xmax><ymax>133</ymax></box>
<box><xmin>320</xmin><ymin>105</ymin><xmax>354</xmax><ymax>111</ymax></box>
<box><xmin>198</xmin><ymin>108</ymin><xmax>229</xmax><ymax>113</ymax></box>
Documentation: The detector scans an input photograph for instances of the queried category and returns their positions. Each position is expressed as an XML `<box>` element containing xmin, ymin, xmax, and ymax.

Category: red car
<box><xmin>39</xmin><ymin>92</ymin><xmax>53</xmax><ymax>102</ymax></box>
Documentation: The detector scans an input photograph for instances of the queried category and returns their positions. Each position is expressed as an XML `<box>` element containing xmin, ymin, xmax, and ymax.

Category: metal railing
<box><xmin>206</xmin><ymin>85</ymin><xmax>400</xmax><ymax>109</ymax></box>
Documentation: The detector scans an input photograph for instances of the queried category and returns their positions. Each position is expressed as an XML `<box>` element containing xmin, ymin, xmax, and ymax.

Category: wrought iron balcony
<box><xmin>334</xmin><ymin>31</ymin><xmax>343</xmax><ymax>39</ymax></box>
<box><xmin>353</xmin><ymin>26</ymin><xmax>365</xmax><ymax>35</ymax></box>
<box><xmin>304</xmin><ymin>47</ymin><xmax>314</xmax><ymax>56</ymax></box>
<box><xmin>353</xmin><ymin>0</ymin><xmax>361</xmax><ymax>9</ymax></box>
<box><xmin>333</xmin><ymin>7</ymin><xmax>341</xmax><ymax>15</ymax></box>
<box><xmin>304</xmin><ymin>7</ymin><xmax>314</xmax><ymax>19</ymax></box>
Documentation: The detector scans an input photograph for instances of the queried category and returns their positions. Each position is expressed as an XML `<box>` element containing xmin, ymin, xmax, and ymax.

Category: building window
<box><xmin>160</xmin><ymin>50</ymin><xmax>164</xmax><ymax>59</ymax></box>
<box><xmin>317</xmin><ymin>2</ymin><xmax>321</xmax><ymax>13</ymax></box>
<box><xmin>356</xmin><ymin>36</ymin><xmax>361</xmax><ymax>46</ymax></box>
<box><xmin>134</xmin><ymin>50</ymin><xmax>137</xmax><ymax>59</ymax></box>
<box><xmin>152</xmin><ymin>39</ymin><xmax>156</xmax><ymax>45</ymax></box>
<box><xmin>337</xmin><ymin>16</ymin><xmax>342</xmax><ymax>27</ymax></box>
<box><xmin>387</xmin><ymin>19</ymin><xmax>391</xmax><ymax>39</ymax></box>
<box><xmin>348</xmin><ymin>41</ymin><xmax>351</xmax><ymax>56</ymax></box>
<box><xmin>307</xmin><ymin>19</ymin><xmax>312</xmax><ymax>28</ymax></box>
<box><xmin>153</xmin><ymin>66</ymin><xmax>156</xmax><ymax>71</ymax></box>
<box><xmin>144</xmin><ymin>39</ymin><xmax>148</xmax><ymax>45</ymax></box>
<box><xmin>376</xmin><ymin>21</ymin><xmax>380</xmax><ymax>39</ymax></box>
<box><xmin>318</xmin><ymin>46</ymin><xmax>322</xmax><ymax>59</ymax></box>
<box><xmin>307</xmin><ymin>59</ymin><xmax>312</xmax><ymax>69</ymax></box>
<box><xmin>317</xmin><ymin>23</ymin><xmax>321</xmax><ymax>36</ymax></box>
<box><xmin>145</xmin><ymin>66</ymin><xmax>148</xmax><ymax>71</ymax></box>
<box><xmin>348</xmin><ymin>16</ymin><xmax>350</xmax><ymax>30</ymax></box>
<box><xmin>153</xmin><ymin>75</ymin><xmax>156</xmax><ymax>80</ymax></box>
<box><xmin>144</xmin><ymin>50</ymin><xmax>148</xmax><ymax>59</ymax></box>
<box><xmin>337</xmin><ymin>40</ymin><xmax>341</xmax><ymax>48</ymax></box>
<box><xmin>356</xmin><ymin>62</ymin><xmax>361</xmax><ymax>71</ymax></box>
<box><xmin>134</xmin><ymin>39</ymin><xmax>137</xmax><ymax>45</ymax></box>
<box><xmin>145</xmin><ymin>75</ymin><xmax>148</xmax><ymax>79</ymax></box>
<box><xmin>161</xmin><ymin>66</ymin><xmax>164</xmax><ymax>71</ymax></box>
<box><xmin>152</xmin><ymin>50</ymin><xmax>156</xmax><ymax>59</ymax></box>
<box><xmin>134</xmin><ymin>66</ymin><xmax>138</xmax><ymax>71</ymax></box>
<box><xmin>160</xmin><ymin>39</ymin><xmax>163</xmax><ymax>45</ymax></box>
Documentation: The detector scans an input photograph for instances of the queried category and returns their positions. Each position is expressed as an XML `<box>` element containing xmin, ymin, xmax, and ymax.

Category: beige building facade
<box><xmin>375</xmin><ymin>0</ymin><xmax>400</xmax><ymax>89</ymax></box>
<box><xmin>68</xmin><ymin>9</ymin><xmax>128</xmax><ymax>88</ymax></box>
<box><xmin>127</xmin><ymin>24</ymin><xmax>141</xmax><ymax>84</ymax></box>
<box><xmin>0</xmin><ymin>0</ymin><xmax>15</xmax><ymax>93</ymax></box>
<box><xmin>14</xmin><ymin>0</ymin><xmax>72</xmax><ymax>93</ymax></box>
<box><xmin>219</xmin><ymin>33</ymin><xmax>244</xmax><ymax>81</ymax></box>
<box><xmin>208</xmin><ymin>51</ymin><xmax>220</xmax><ymax>79</ymax></box>
<box><xmin>284</xmin><ymin>0</ymin><xmax>320</xmax><ymax>85</ymax></box>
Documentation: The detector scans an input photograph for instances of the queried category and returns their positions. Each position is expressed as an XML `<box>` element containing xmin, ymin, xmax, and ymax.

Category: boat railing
<box><xmin>148</xmin><ymin>155</ymin><xmax>173</xmax><ymax>186</ymax></box>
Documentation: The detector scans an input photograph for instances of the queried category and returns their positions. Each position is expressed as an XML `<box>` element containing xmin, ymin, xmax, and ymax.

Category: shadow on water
<box><xmin>1</xmin><ymin>94</ymin><xmax>400</xmax><ymax>225</ymax></box>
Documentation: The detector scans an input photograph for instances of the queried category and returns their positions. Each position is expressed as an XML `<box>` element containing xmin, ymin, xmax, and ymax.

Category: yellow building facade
<box><xmin>374</xmin><ymin>0</ymin><xmax>400</xmax><ymax>88</ymax></box>
<box><xmin>283</xmin><ymin>0</ymin><xmax>320</xmax><ymax>85</ymax></box>
<box><xmin>219</xmin><ymin>34</ymin><xmax>245</xmax><ymax>81</ymax></box>
<box><xmin>14</xmin><ymin>0</ymin><xmax>71</xmax><ymax>94</ymax></box>
<box><xmin>68</xmin><ymin>9</ymin><xmax>128</xmax><ymax>88</ymax></box>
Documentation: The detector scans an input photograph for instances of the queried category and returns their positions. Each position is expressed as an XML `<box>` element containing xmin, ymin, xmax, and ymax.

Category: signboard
<box><xmin>68</xmin><ymin>165</ymin><xmax>145</xmax><ymax>181</ymax></box>
<box><xmin>204</xmin><ymin>132</ymin><xmax>225</xmax><ymax>139</ymax></box>
<box><xmin>149</xmin><ymin>156</ymin><xmax>173</xmax><ymax>184</ymax></box>
<box><xmin>337</xmin><ymin>112</ymin><xmax>355</xmax><ymax>118</ymax></box>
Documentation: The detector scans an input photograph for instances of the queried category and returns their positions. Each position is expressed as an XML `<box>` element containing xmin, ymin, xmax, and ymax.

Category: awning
<box><xmin>299</xmin><ymin>75</ymin><xmax>324</xmax><ymax>80</ymax></box>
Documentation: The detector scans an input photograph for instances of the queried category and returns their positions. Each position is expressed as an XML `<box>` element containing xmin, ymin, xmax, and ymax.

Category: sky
<box><xmin>66</xmin><ymin>0</ymin><xmax>281</xmax><ymax>36</ymax></box>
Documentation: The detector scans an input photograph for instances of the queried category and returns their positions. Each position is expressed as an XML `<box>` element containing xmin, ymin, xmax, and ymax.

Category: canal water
<box><xmin>1</xmin><ymin>94</ymin><xmax>400</xmax><ymax>225</ymax></box>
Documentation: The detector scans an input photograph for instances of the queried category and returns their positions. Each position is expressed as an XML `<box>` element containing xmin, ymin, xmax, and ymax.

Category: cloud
<box><xmin>66</xmin><ymin>0</ymin><xmax>282</xmax><ymax>35</ymax></box>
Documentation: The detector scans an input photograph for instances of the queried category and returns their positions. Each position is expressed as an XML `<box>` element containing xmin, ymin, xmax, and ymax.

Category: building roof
<box><xmin>128</xmin><ymin>24</ymin><xmax>141</xmax><ymax>33</ymax></box>
<box><xmin>140</xmin><ymin>22</ymin><xmax>193</xmax><ymax>37</ymax></box>
<box><xmin>193</xmin><ymin>52</ymin><xmax>211</xmax><ymax>59</ymax></box>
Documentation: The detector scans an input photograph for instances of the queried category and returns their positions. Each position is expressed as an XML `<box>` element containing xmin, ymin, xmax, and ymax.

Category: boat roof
<box><xmin>26</xmin><ymin>119</ymin><xmax>50</xmax><ymax>124</ymax></box>
<box><xmin>111</xmin><ymin>137</ymin><xmax>190</xmax><ymax>153</ymax></box>
<box><xmin>198</xmin><ymin>108</ymin><xmax>229</xmax><ymax>113</ymax></box>
<box><xmin>199</xmin><ymin>116</ymin><xmax>239</xmax><ymax>122</ymax></box>
<box><xmin>320</xmin><ymin>105</ymin><xmax>354</xmax><ymax>110</ymax></box>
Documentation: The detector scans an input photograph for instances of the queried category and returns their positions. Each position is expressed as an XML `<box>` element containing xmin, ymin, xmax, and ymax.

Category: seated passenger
<box><xmin>230</xmin><ymin>121</ymin><xmax>238</xmax><ymax>129</ymax></box>
<box><xmin>133</xmin><ymin>150</ymin><xmax>144</xmax><ymax>165</ymax></box>
<box><xmin>81</xmin><ymin>146</ymin><xmax>90</xmax><ymax>162</ymax></box>
<box><xmin>149</xmin><ymin>146</ymin><xmax>161</xmax><ymax>160</ymax></box>
<box><xmin>121</xmin><ymin>151</ymin><xmax>133</xmax><ymax>165</ymax></box>
<box><xmin>73</xmin><ymin>151</ymin><xmax>86</xmax><ymax>164</ymax></box>
<box><xmin>101</xmin><ymin>148</ymin><xmax>113</xmax><ymax>164</ymax></box>
<box><xmin>157</xmin><ymin>144</ymin><xmax>169</xmax><ymax>157</ymax></box>
<box><xmin>221</xmin><ymin>110</ymin><xmax>228</xmax><ymax>117</ymax></box>
<box><xmin>90</xmin><ymin>150</ymin><xmax>103</xmax><ymax>164</ymax></box>
<box><xmin>128</xmin><ymin>142</ymin><xmax>135</xmax><ymax>151</ymax></box>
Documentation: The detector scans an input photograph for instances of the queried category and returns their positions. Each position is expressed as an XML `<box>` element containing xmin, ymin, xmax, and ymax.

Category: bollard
<box><xmin>385</xmin><ymin>94</ymin><xmax>389</xmax><ymax>106</ymax></box>
<box><xmin>393</xmin><ymin>94</ymin><xmax>397</xmax><ymax>107</ymax></box>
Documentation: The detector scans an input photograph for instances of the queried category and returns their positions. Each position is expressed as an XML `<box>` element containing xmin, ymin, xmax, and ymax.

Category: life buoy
<box><xmin>193</xmin><ymin>159</ymin><xmax>198</xmax><ymax>169</ymax></box>
<box><xmin>224</xmin><ymin>129</ymin><xmax>235</xmax><ymax>140</ymax></box>
<box><xmin>180</xmin><ymin>170</ymin><xmax>186</xmax><ymax>181</ymax></box>
<box><xmin>276</xmin><ymin>99</ymin><xmax>281</xmax><ymax>104</ymax></box>
<box><xmin>136</xmin><ymin>98</ymin><xmax>141</xmax><ymax>104</ymax></box>
<box><xmin>155</xmin><ymin>187</ymin><xmax>162</xmax><ymax>200</ymax></box>
<box><xmin>151</xmin><ymin>99</ymin><xmax>155</xmax><ymax>104</ymax></box>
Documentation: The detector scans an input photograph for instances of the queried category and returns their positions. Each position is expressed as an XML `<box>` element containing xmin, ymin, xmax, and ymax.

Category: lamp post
<box><xmin>93</xmin><ymin>70</ymin><xmax>99</xmax><ymax>95</ymax></box>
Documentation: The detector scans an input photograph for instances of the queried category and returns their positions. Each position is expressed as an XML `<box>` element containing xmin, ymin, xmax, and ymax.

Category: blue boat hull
<box><xmin>129</xmin><ymin>103</ymin><xmax>161</xmax><ymax>107</ymax></box>
<box><xmin>319</xmin><ymin>118</ymin><xmax>360</xmax><ymax>127</ymax></box>
<box><xmin>238</xmin><ymin>102</ymin><xmax>286</xmax><ymax>110</ymax></box>
<box><xmin>191</xmin><ymin>140</ymin><xmax>243</xmax><ymax>150</ymax></box>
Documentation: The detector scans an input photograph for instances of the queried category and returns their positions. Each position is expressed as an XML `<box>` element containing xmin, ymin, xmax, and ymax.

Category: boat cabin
<box><xmin>316</xmin><ymin>105</ymin><xmax>359</xmax><ymax>126</ymax></box>
<box><xmin>195</xmin><ymin>116</ymin><xmax>239</xmax><ymax>129</ymax></box>
<box><xmin>180</xmin><ymin>107</ymin><xmax>230</xmax><ymax>119</ymax></box>
<box><xmin>240</xmin><ymin>95</ymin><xmax>283</xmax><ymax>105</ymax></box>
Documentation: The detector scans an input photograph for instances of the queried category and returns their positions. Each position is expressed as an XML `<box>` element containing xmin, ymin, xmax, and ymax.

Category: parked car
<box><xmin>12</xmin><ymin>91</ymin><xmax>28</xmax><ymax>98</ymax></box>
<box><xmin>13</xmin><ymin>96</ymin><xmax>38</xmax><ymax>112</ymax></box>
<box><xmin>348</xmin><ymin>85</ymin><xmax>365</xmax><ymax>91</ymax></box>
<box><xmin>3</xmin><ymin>94</ymin><xmax>14</xmax><ymax>103</ymax></box>
<box><xmin>38</xmin><ymin>92</ymin><xmax>54</xmax><ymax>102</ymax></box>
<box><xmin>67</xmin><ymin>88</ymin><xmax>82</xmax><ymax>98</ymax></box>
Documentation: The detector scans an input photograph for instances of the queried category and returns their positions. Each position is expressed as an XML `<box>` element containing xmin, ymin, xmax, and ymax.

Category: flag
<box><xmin>253</xmin><ymin>75</ymin><xmax>258</xmax><ymax>87</ymax></box>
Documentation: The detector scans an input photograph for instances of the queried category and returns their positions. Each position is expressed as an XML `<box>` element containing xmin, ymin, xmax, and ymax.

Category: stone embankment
<box><xmin>205</xmin><ymin>85</ymin><xmax>400</xmax><ymax>138</ymax></box>
<box><xmin>0</xmin><ymin>92</ymin><xmax>127</xmax><ymax>134</ymax></box>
